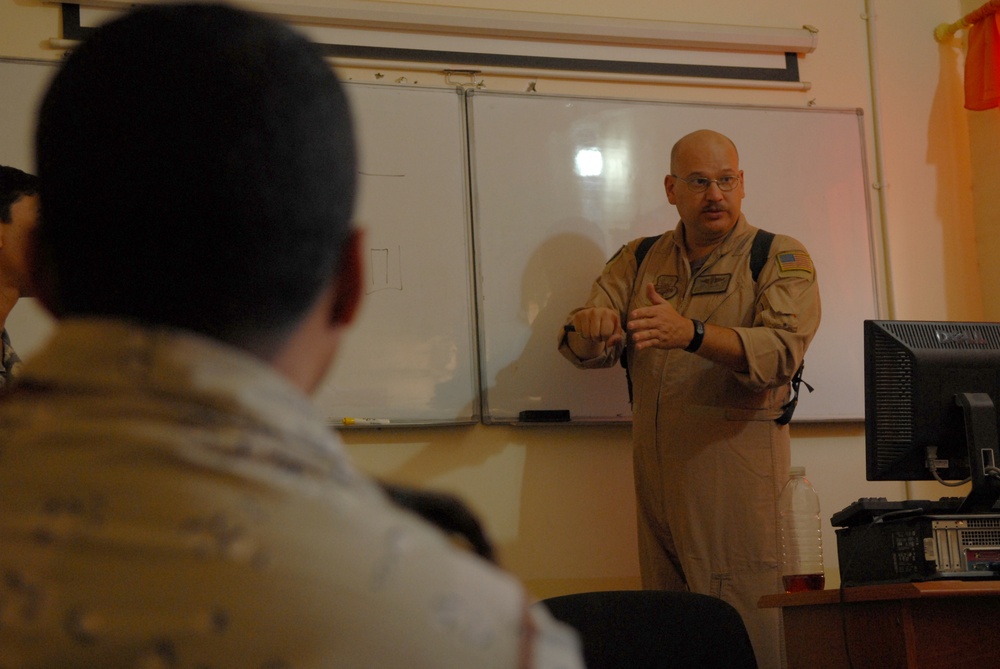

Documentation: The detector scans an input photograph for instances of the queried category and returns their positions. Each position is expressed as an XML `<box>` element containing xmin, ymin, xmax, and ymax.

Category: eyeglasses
<box><xmin>671</xmin><ymin>174</ymin><xmax>741</xmax><ymax>193</ymax></box>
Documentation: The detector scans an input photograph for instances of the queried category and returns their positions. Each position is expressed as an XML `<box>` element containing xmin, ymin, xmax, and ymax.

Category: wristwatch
<box><xmin>685</xmin><ymin>319</ymin><xmax>705</xmax><ymax>353</ymax></box>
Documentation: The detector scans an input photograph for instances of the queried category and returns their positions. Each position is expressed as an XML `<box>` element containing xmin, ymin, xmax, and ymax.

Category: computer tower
<box><xmin>836</xmin><ymin>513</ymin><xmax>1000</xmax><ymax>586</ymax></box>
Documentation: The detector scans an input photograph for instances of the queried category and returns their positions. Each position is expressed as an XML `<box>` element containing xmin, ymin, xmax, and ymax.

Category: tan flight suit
<box><xmin>560</xmin><ymin>215</ymin><xmax>821</xmax><ymax>669</ymax></box>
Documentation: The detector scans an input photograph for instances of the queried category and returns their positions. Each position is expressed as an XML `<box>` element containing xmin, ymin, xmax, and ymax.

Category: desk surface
<box><xmin>759</xmin><ymin>579</ymin><xmax>1000</xmax><ymax>609</ymax></box>
<box><xmin>760</xmin><ymin>580</ymin><xmax>1000</xmax><ymax>669</ymax></box>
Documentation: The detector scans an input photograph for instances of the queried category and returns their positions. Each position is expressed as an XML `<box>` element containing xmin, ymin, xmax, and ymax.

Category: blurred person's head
<box><xmin>34</xmin><ymin>3</ymin><xmax>361</xmax><ymax>373</ymax></box>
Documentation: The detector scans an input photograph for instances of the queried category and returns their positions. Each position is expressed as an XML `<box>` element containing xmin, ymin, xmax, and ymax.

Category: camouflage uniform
<box><xmin>0</xmin><ymin>320</ymin><xmax>583</xmax><ymax>669</ymax></box>
<box><xmin>0</xmin><ymin>329</ymin><xmax>20</xmax><ymax>389</ymax></box>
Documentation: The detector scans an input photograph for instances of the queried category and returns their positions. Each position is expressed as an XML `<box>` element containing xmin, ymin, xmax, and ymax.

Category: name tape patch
<box><xmin>692</xmin><ymin>273</ymin><xmax>732</xmax><ymax>295</ymax></box>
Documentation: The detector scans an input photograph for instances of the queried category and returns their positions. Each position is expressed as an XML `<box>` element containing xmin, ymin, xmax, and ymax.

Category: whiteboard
<box><xmin>468</xmin><ymin>90</ymin><xmax>878</xmax><ymax>423</ymax></box>
<box><xmin>312</xmin><ymin>83</ymin><xmax>479</xmax><ymax>425</ymax></box>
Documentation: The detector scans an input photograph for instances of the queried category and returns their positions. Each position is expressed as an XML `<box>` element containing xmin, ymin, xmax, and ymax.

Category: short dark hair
<box><xmin>0</xmin><ymin>165</ymin><xmax>39</xmax><ymax>224</ymax></box>
<box><xmin>35</xmin><ymin>3</ymin><xmax>357</xmax><ymax>347</ymax></box>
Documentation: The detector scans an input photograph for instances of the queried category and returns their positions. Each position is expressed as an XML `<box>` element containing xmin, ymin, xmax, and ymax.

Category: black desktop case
<box><xmin>836</xmin><ymin>513</ymin><xmax>1000</xmax><ymax>586</ymax></box>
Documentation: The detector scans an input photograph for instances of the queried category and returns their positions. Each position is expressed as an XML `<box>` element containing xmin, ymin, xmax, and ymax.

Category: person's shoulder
<box><xmin>767</xmin><ymin>235</ymin><xmax>816</xmax><ymax>279</ymax></box>
<box><xmin>740</xmin><ymin>220</ymin><xmax>815</xmax><ymax>278</ymax></box>
<box><xmin>768</xmin><ymin>232</ymin><xmax>811</xmax><ymax>253</ymax></box>
<box><xmin>622</xmin><ymin>230</ymin><xmax>674</xmax><ymax>258</ymax></box>
<box><xmin>736</xmin><ymin>219</ymin><xmax>802</xmax><ymax>250</ymax></box>
<box><xmin>605</xmin><ymin>236</ymin><xmax>649</xmax><ymax>265</ymax></box>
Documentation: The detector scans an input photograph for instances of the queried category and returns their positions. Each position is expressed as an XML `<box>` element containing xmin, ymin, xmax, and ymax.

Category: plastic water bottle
<box><xmin>778</xmin><ymin>465</ymin><xmax>825</xmax><ymax>593</ymax></box>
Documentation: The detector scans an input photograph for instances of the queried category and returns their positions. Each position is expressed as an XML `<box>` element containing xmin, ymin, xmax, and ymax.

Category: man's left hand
<box><xmin>627</xmin><ymin>283</ymin><xmax>696</xmax><ymax>351</ymax></box>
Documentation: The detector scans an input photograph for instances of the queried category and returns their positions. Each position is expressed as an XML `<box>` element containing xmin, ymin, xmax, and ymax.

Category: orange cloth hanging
<box><xmin>964</xmin><ymin>0</ymin><xmax>1000</xmax><ymax>110</ymax></box>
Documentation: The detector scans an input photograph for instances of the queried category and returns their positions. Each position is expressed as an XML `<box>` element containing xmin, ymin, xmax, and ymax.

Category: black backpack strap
<box><xmin>750</xmin><ymin>229</ymin><xmax>775</xmax><ymax>283</ymax></box>
<box><xmin>622</xmin><ymin>234</ymin><xmax>663</xmax><ymax>403</ymax></box>
<box><xmin>750</xmin><ymin>228</ymin><xmax>814</xmax><ymax>424</ymax></box>
<box><xmin>634</xmin><ymin>234</ymin><xmax>661</xmax><ymax>271</ymax></box>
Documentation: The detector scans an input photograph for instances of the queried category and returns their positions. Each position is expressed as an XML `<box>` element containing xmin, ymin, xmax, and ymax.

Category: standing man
<box><xmin>0</xmin><ymin>165</ymin><xmax>38</xmax><ymax>387</ymax></box>
<box><xmin>560</xmin><ymin>129</ymin><xmax>820</xmax><ymax>668</ymax></box>
<box><xmin>0</xmin><ymin>5</ymin><xmax>582</xmax><ymax>668</ymax></box>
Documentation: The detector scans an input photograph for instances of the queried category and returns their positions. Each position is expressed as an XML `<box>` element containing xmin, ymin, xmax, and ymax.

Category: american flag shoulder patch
<box><xmin>776</xmin><ymin>250</ymin><xmax>814</xmax><ymax>275</ymax></box>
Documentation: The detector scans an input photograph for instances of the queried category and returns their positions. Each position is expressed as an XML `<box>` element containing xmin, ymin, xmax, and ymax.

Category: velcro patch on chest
<box><xmin>654</xmin><ymin>275</ymin><xmax>680</xmax><ymax>300</ymax></box>
<box><xmin>776</xmin><ymin>250</ymin><xmax>814</xmax><ymax>275</ymax></box>
<box><xmin>691</xmin><ymin>273</ymin><xmax>732</xmax><ymax>295</ymax></box>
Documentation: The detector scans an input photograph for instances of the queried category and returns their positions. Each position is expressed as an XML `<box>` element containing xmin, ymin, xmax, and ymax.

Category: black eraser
<box><xmin>519</xmin><ymin>409</ymin><xmax>571</xmax><ymax>423</ymax></box>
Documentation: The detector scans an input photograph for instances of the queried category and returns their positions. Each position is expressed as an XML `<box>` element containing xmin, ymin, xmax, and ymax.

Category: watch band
<box><xmin>685</xmin><ymin>319</ymin><xmax>705</xmax><ymax>353</ymax></box>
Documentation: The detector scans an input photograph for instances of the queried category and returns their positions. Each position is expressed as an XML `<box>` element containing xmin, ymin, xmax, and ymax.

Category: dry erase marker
<box><xmin>342</xmin><ymin>417</ymin><xmax>390</xmax><ymax>426</ymax></box>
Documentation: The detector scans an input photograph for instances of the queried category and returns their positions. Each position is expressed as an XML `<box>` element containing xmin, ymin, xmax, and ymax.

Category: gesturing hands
<box><xmin>570</xmin><ymin>307</ymin><xmax>625</xmax><ymax>346</ymax></box>
<box><xmin>628</xmin><ymin>283</ymin><xmax>695</xmax><ymax>351</ymax></box>
<box><xmin>564</xmin><ymin>306</ymin><xmax>623</xmax><ymax>360</ymax></box>
<box><xmin>567</xmin><ymin>283</ymin><xmax>695</xmax><ymax>359</ymax></box>
<box><xmin>566</xmin><ymin>283</ymin><xmax>747</xmax><ymax>370</ymax></box>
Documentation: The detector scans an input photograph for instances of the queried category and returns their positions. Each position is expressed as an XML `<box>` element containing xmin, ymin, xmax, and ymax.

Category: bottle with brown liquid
<box><xmin>778</xmin><ymin>466</ymin><xmax>825</xmax><ymax>593</ymax></box>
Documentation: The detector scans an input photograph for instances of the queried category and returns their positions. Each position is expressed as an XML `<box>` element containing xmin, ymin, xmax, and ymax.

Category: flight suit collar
<box><xmin>670</xmin><ymin>214</ymin><xmax>753</xmax><ymax>272</ymax></box>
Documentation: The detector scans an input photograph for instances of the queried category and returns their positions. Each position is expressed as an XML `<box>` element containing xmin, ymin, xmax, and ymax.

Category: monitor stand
<box><xmin>955</xmin><ymin>392</ymin><xmax>1000</xmax><ymax>514</ymax></box>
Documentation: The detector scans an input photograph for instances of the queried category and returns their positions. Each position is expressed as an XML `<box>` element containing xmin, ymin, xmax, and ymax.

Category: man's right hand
<box><xmin>566</xmin><ymin>307</ymin><xmax>624</xmax><ymax>359</ymax></box>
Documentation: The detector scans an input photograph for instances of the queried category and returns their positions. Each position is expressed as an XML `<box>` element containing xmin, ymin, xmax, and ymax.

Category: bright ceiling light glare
<box><xmin>574</xmin><ymin>148</ymin><xmax>603</xmax><ymax>177</ymax></box>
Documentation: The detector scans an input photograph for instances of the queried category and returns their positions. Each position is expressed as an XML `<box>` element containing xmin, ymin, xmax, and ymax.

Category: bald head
<box><xmin>664</xmin><ymin>129</ymin><xmax>745</xmax><ymax>251</ymax></box>
<box><xmin>670</xmin><ymin>130</ymin><xmax>739</xmax><ymax>174</ymax></box>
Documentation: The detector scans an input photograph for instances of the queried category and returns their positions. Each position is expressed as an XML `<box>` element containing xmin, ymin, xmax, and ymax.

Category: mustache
<box><xmin>702</xmin><ymin>204</ymin><xmax>727</xmax><ymax>213</ymax></box>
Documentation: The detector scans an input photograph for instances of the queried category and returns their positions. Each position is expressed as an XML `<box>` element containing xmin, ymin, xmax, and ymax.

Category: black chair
<box><xmin>539</xmin><ymin>589</ymin><xmax>758</xmax><ymax>669</ymax></box>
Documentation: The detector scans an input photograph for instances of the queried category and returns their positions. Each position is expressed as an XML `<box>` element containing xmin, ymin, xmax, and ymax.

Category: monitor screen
<box><xmin>864</xmin><ymin>320</ymin><xmax>1000</xmax><ymax>512</ymax></box>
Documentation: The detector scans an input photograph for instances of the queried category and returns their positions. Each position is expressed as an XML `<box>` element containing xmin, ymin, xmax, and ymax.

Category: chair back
<box><xmin>539</xmin><ymin>589</ymin><xmax>758</xmax><ymax>669</ymax></box>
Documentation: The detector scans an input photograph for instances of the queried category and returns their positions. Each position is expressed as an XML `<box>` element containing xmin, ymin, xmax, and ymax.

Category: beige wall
<box><xmin>0</xmin><ymin>0</ymin><xmax>984</xmax><ymax>597</ymax></box>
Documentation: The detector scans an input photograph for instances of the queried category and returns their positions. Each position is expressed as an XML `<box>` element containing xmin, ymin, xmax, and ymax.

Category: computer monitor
<box><xmin>865</xmin><ymin>319</ymin><xmax>1000</xmax><ymax>513</ymax></box>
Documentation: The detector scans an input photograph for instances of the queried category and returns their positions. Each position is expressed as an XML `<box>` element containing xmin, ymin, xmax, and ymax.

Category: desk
<box><xmin>759</xmin><ymin>581</ymin><xmax>1000</xmax><ymax>669</ymax></box>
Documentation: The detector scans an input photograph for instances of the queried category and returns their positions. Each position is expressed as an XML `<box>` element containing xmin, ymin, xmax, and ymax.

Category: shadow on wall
<box><xmin>340</xmin><ymin>422</ymin><xmax>640</xmax><ymax>598</ymax></box>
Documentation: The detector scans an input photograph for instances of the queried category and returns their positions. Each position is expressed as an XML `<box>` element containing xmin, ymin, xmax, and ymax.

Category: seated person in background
<box><xmin>0</xmin><ymin>165</ymin><xmax>39</xmax><ymax>387</ymax></box>
<box><xmin>0</xmin><ymin>4</ymin><xmax>582</xmax><ymax>668</ymax></box>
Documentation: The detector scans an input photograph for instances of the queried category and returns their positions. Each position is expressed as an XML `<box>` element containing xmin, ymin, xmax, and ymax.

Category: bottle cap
<box><xmin>789</xmin><ymin>465</ymin><xmax>806</xmax><ymax>477</ymax></box>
